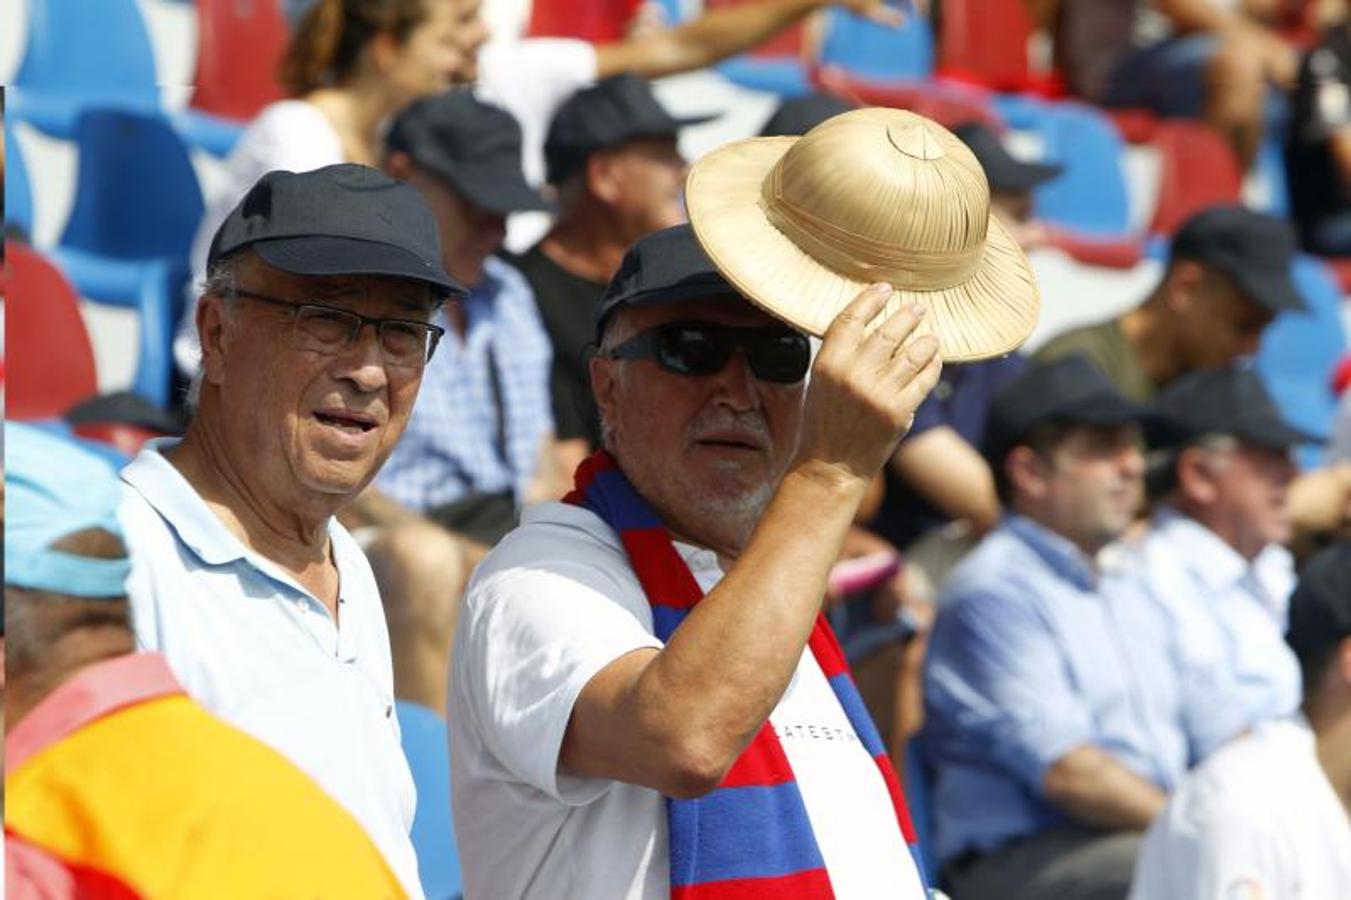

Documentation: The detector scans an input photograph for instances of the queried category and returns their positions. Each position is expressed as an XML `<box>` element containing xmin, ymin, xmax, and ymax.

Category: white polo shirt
<box><xmin>119</xmin><ymin>440</ymin><xmax>421</xmax><ymax>898</ymax></box>
<box><xmin>1131</xmin><ymin>717</ymin><xmax>1351</xmax><ymax>899</ymax></box>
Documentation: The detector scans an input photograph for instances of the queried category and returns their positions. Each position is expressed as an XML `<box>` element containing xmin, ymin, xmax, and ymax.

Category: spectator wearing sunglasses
<box><xmin>449</xmin><ymin>224</ymin><xmax>942</xmax><ymax>898</ymax></box>
<box><xmin>118</xmin><ymin>164</ymin><xmax>463</xmax><ymax>899</ymax></box>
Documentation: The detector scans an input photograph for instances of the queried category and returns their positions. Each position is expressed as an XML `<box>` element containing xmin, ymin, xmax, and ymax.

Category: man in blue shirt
<box><xmin>923</xmin><ymin>356</ymin><xmax>1243</xmax><ymax>900</ymax></box>
<box><xmin>1122</xmin><ymin>365</ymin><xmax>1320</xmax><ymax>736</ymax></box>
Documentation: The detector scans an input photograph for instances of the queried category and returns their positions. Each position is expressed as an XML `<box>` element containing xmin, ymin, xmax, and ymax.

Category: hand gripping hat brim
<box><xmin>686</xmin><ymin>108</ymin><xmax>1040</xmax><ymax>361</ymax></box>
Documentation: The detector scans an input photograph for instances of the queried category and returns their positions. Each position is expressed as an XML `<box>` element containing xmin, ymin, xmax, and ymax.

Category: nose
<box><xmin>331</xmin><ymin>322</ymin><xmax>390</xmax><ymax>393</ymax></box>
<box><xmin>708</xmin><ymin>350</ymin><xmax>760</xmax><ymax>412</ymax></box>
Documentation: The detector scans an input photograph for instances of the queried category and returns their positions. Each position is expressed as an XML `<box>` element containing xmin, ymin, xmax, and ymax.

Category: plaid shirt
<box><xmin>377</xmin><ymin>256</ymin><xmax>554</xmax><ymax>511</ymax></box>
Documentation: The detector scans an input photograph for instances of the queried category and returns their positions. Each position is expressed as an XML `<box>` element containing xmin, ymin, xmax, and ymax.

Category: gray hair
<box><xmin>1145</xmin><ymin>432</ymin><xmax>1239</xmax><ymax>502</ymax></box>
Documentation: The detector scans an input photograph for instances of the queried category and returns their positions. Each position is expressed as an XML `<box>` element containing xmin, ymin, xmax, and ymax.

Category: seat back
<box><xmin>937</xmin><ymin>0</ymin><xmax>1033</xmax><ymax>89</ymax></box>
<box><xmin>60</xmin><ymin>109</ymin><xmax>204</xmax><ymax>261</ymax></box>
<box><xmin>6</xmin><ymin>243</ymin><xmax>99</xmax><ymax>420</ymax></box>
<box><xmin>528</xmin><ymin>0</ymin><xmax>642</xmax><ymax>43</ymax></box>
<box><xmin>1149</xmin><ymin>120</ymin><xmax>1243</xmax><ymax>236</ymax></box>
<box><xmin>818</xmin><ymin>8</ymin><xmax>934</xmax><ymax>82</ymax></box>
<box><xmin>15</xmin><ymin>0</ymin><xmax>158</xmax><ymax>103</ymax></box>
<box><xmin>5</xmin><ymin>115</ymin><xmax>34</xmax><ymax>237</ymax></box>
<box><xmin>1031</xmin><ymin>102</ymin><xmax>1132</xmax><ymax>236</ymax></box>
<box><xmin>396</xmin><ymin>702</ymin><xmax>463</xmax><ymax>900</ymax></box>
<box><xmin>191</xmin><ymin>0</ymin><xmax>289</xmax><ymax>121</ymax></box>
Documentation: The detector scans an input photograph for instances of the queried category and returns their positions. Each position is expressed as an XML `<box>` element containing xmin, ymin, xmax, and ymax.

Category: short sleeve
<box><xmin>456</xmin><ymin>560</ymin><xmax>663</xmax><ymax>804</ymax></box>
<box><xmin>924</xmin><ymin>589</ymin><xmax>1095</xmax><ymax>791</ymax></box>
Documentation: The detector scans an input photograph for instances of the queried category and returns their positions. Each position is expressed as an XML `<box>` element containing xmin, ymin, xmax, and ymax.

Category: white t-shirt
<box><xmin>1130</xmin><ymin>717</ymin><xmax>1351</xmax><ymax>900</ymax></box>
<box><xmin>178</xmin><ymin>100</ymin><xmax>345</xmax><ymax>374</ymax></box>
<box><xmin>450</xmin><ymin>502</ymin><xmax>926</xmax><ymax>900</ymax></box>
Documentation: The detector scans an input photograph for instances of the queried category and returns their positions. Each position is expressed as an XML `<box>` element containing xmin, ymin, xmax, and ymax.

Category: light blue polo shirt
<box><xmin>921</xmin><ymin>515</ymin><xmax>1245</xmax><ymax>865</ymax></box>
<box><xmin>119</xmin><ymin>439</ymin><xmax>422</xmax><ymax>898</ymax></box>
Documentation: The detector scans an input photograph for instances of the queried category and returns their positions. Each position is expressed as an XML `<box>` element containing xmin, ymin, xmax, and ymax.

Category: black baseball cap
<box><xmin>983</xmin><ymin>355</ymin><xmax>1148</xmax><ymax>463</ymax></box>
<box><xmin>208</xmin><ymin>163</ymin><xmax>465</xmax><ymax>298</ymax></box>
<box><xmin>1170</xmin><ymin>205</ymin><xmax>1305</xmax><ymax>313</ymax></box>
<box><xmin>954</xmin><ymin>122</ymin><xmax>1063</xmax><ymax>194</ymax></box>
<box><xmin>1147</xmin><ymin>365</ymin><xmax>1323</xmax><ymax>450</ymax></box>
<box><xmin>387</xmin><ymin>90</ymin><xmax>552</xmax><ymax>217</ymax></box>
<box><xmin>596</xmin><ymin>224</ymin><xmax>738</xmax><ymax>339</ymax></box>
<box><xmin>545</xmin><ymin>74</ymin><xmax>716</xmax><ymax>185</ymax></box>
<box><xmin>759</xmin><ymin>92</ymin><xmax>854</xmax><ymax>137</ymax></box>
<box><xmin>1285</xmin><ymin>542</ymin><xmax>1351</xmax><ymax>669</ymax></box>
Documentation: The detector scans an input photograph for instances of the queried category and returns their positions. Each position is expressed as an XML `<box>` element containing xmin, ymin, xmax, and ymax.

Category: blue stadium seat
<box><xmin>61</xmin><ymin>108</ymin><xmax>204</xmax><ymax>262</ymax></box>
<box><xmin>5</xmin><ymin>116</ymin><xmax>34</xmax><ymax>237</ymax></box>
<box><xmin>1000</xmin><ymin>97</ymin><xmax>1132</xmax><ymax>237</ymax></box>
<box><xmin>397</xmin><ymin>701</ymin><xmax>463</xmax><ymax>900</ymax></box>
<box><xmin>10</xmin><ymin>0</ymin><xmax>160</xmax><ymax>138</ymax></box>
<box><xmin>715</xmin><ymin>57</ymin><xmax>814</xmax><ymax>96</ymax></box>
<box><xmin>48</xmin><ymin>249</ymin><xmax>189</xmax><ymax>411</ymax></box>
<box><xmin>1255</xmin><ymin>255</ymin><xmax>1346</xmax><ymax>468</ymax></box>
<box><xmin>818</xmin><ymin>6</ymin><xmax>934</xmax><ymax>82</ymax></box>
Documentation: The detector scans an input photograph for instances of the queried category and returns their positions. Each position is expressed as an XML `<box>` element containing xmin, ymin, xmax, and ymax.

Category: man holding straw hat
<box><xmin>450</xmin><ymin>108</ymin><xmax>1037</xmax><ymax>899</ymax></box>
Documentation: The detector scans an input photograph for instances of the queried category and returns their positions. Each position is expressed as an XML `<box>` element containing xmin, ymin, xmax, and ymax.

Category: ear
<box><xmin>1175</xmin><ymin>445</ymin><xmax>1221</xmax><ymax>506</ymax></box>
<box><xmin>586</xmin><ymin>152</ymin><xmax>622</xmax><ymax>206</ymax></box>
<box><xmin>1164</xmin><ymin>260</ymin><xmax>1207</xmax><ymax>314</ymax></box>
<box><xmin>1337</xmin><ymin>637</ymin><xmax>1351</xmax><ymax>688</ymax></box>
<box><xmin>1004</xmin><ymin>445</ymin><xmax>1050</xmax><ymax>504</ymax></box>
<box><xmin>590</xmin><ymin>353</ymin><xmax>620</xmax><ymax>429</ymax></box>
<box><xmin>384</xmin><ymin>150</ymin><xmax>414</xmax><ymax>180</ymax></box>
<box><xmin>197</xmin><ymin>293</ymin><xmax>233</xmax><ymax>387</ymax></box>
<box><xmin>368</xmin><ymin>29</ymin><xmax>401</xmax><ymax>75</ymax></box>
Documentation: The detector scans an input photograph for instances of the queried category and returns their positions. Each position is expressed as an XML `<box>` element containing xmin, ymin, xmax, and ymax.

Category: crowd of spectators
<box><xmin>6</xmin><ymin>2</ymin><xmax>1351</xmax><ymax>899</ymax></box>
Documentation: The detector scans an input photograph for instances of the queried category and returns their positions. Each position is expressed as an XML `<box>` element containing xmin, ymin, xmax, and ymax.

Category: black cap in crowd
<box><xmin>759</xmin><ymin>92</ymin><xmax>853</xmax><ymax>137</ymax></box>
<box><xmin>545</xmin><ymin>74</ymin><xmax>716</xmax><ymax>184</ymax></box>
<box><xmin>1147</xmin><ymin>365</ymin><xmax>1323</xmax><ymax>451</ymax></box>
<box><xmin>1170</xmin><ymin>205</ymin><xmax>1305</xmax><ymax>313</ymax></box>
<box><xmin>1285</xmin><ymin>542</ymin><xmax>1351</xmax><ymax>669</ymax></box>
<box><xmin>954</xmin><ymin>122</ymin><xmax>1063</xmax><ymax>194</ymax></box>
<box><xmin>208</xmin><ymin>163</ymin><xmax>465</xmax><ymax>298</ymax></box>
<box><xmin>596</xmin><ymin>224</ymin><xmax>737</xmax><ymax>339</ymax></box>
<box><xmin>983</xmin><ymin>355</ymin><xmax>1148</xmax><ymax>463</ymax></box>
<box><xmin>387</xmin><ymin>90</ymin><xmax>552</xmax><ymax>217</ymax></box>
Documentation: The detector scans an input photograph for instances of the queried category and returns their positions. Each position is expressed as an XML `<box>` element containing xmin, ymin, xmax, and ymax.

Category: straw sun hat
<box><xmin>686</xmin><ymin>107</ymin><xmax>1040</xmax><ymax>361</ymax></box>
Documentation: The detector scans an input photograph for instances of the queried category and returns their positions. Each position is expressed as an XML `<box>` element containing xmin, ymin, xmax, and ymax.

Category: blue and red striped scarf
<box><xmin>565</xmin><ymin>451</ymin><xmax>927</xmax><ymax>898</ymax></box>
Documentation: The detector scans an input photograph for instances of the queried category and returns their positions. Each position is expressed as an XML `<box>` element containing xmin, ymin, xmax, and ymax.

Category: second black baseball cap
<box><xmin>595</xmin><ymin>224</ymin><xmax>738</xmax><ymax>340</ymax></box>
<box><xmin>1170</xmin><ymin>205</ymin><xmax>1305</xmax><ymax>313</ymax></box>
<box><xmin>207</xmin><ymin>163</ymin><xmax>465</xmax><ymax>298</ymax></box>
<box><xmin>387</xmin><ymin>90</ymin><xmax>552</xmax><ymax>217</ymax></box>
<box><xmin>545</xmin><ymin>74</ymin><xmax>716</xmax><ymax>185</ymax></box>
<box><xmin>1147</xmin><ymin>365</ymin><xmax>1323</xmax><ymax>450</ymax></box>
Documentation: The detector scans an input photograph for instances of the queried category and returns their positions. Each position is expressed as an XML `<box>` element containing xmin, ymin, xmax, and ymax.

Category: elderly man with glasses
<box><xmin>119</xmin><ymin>163</ymin><xmax>463</xmax><ymax>899</ymax></box>
<box><xmin>449</xmin><ymin>225</ymin><xmax>943</xmax><ymax>899</ymax></box>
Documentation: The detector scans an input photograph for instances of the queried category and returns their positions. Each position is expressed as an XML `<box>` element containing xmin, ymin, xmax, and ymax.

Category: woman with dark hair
<box><xmin>178</xmin><ymin>0</ymin><xmax>486</xmax><ymax>374</ymax></box>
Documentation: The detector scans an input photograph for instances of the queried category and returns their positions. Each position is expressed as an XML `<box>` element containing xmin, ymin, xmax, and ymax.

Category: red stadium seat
<box><xmin>1149</xmin><ymin>120</ymin><xmax>1244</xmax><ymax>236</ymax></box>
<box><xmin>191</xmin><ymin>0</ymin><xmax>289</xmax><ymax>122</ymax></box>
<box><xmin>527</xmin><ymin>0</ymin><xmax>644</xmax><ymax>44</ymax></box>
<box><xmin>936</xmin><ymin>0</ymin><xmax>1063</xmax><ymax>96</ymax></box>
<box><xmin>6</xmin><ymin>243</ymin><xmax>99</xmax><ymax>420</ymax></box>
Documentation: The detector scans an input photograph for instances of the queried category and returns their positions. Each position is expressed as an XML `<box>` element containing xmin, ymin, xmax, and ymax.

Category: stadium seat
<box><xmin>49</xmin><ymin>249</ymin><xmax>189</xmax><ymax>410</ymax></box>
<box><xmin>61</xmin><ymin>109</ymin><xmax>204</xmax><ymax>262</ymax></box>
<box><xmin>527</xmin><ymin>0</ymin><xmax>641</xmax><ymax>42</ymax></box>
<box><xmin>6</xmin><ymin>242</ymin><xmax>100</xmax><ymax>421</ymax></box>
<box><xmin>1256</xmin><ymin>255</ymin><xmax>1346</xmax><ymax>468</ymax></box>
<box><xmin>935</xmin><ymin>0</ymin><xmax>1061</xmax><ymax>95</ymax></box>
<box><xmin>813</xmin><ymin>65</ymin><xmax>1001</xmax><ymax>130</ymax></box>
<box><xmin>176</xmin><ymin>0</ymin><xmax>290</xmax><ymax>156</ymax></box>
<box><xmin>397</xmin><ymin>702</ymin><xmax>463</xmax><ymax>900</ymax></box>
<box><xmin>9</xmin><ymin>0</ymin><xmax>160</xmax><ymax>138</ymax></box>
<box><xmin>1149</xmin><ymin>120</ymin><xmax>1244</xmax><ymax>236</ymax></box>
<box><xmin>4</xmin><ymin>115</ymin><xmax>34</xmax><ymax>238</ymax></box>
<box><xmin>817</xmin><ymin>7</ymin><xmax>934</xmax><ymax>82</ymax></box>
<box><xmin>1013</xmin><ymin>99</ymin><xmax>1132</xmax><ymax>237</ymax></box>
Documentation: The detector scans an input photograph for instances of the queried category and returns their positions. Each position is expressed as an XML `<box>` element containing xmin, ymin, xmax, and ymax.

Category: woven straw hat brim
<box><xmin>686</xmin><ymin>136</ymin><xmax>1041</xmax><ymax>362</ymax></box>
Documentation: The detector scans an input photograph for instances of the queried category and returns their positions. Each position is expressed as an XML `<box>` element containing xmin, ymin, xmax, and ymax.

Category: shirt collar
<box><xmin>121</xmin><ymin>439</ymin><xmax>248</xmax><ymax>567</ymax></box>
<box><xmin>1004</xmin><ymin>513</ymin><xmax>1100</xmax><ymax>590</ymax></box>
<box><xmin>1153</xmin><ymin>505</ymin><xmax>1249</xmax><ymax>591</ymax></box>
<box><xmin>5</xmin><ymin>653</ymin><xmax>183</xmax><ymax>774</ymax></box>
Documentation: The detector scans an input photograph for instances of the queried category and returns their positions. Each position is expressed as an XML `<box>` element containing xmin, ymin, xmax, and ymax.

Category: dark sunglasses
<box><xmin>604</xmin><ymin>320</ymin><xmax>811</xmax><ymax>384</ymax></box>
